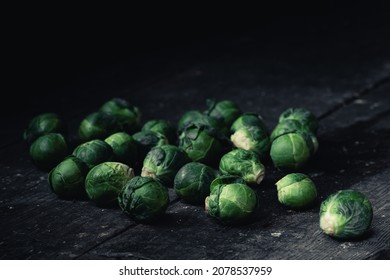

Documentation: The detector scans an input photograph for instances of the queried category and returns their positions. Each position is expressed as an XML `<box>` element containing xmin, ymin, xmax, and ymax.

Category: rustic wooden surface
<box><xmin>1</xmin><ymin>15</ymin><xmax>390</xmax><ymax>260</ymax></box>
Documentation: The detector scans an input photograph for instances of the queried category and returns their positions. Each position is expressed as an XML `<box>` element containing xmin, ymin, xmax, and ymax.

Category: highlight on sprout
<box><xmin>48</xmin><ymin>156</ymin><xmax>89</xmax><ymax>198</ymax></box>
<box><xmin>85</xmin><ymin>162</ymin><xmax>134</xmax><ymax>206</ymax></box>
<box><xmin>270</xmin><ymin>107</ymin><xmax>319</xmax><ymax>171</ymax></box>
<box><xmin>270</xmin><ymin>132</ymin><xmax>314</xmax><ymax>171</ymax></box>
<box><xmin>276</xmin><ymin>173</ymin><xmax>317</xmax><ymax>209</ymax></box>
<box><xmin>206</xmin><ymin>182</ymin><xmax>257</xmax><ymax>225</ymax></box>
<box><xmin>230</xmin><ymin>113</ymin><xmax>270</xmax><ymax>159</ymax></box>
<box><xmin>72</xmin><ymin>139</ymin><xmax>113</xmax><ymax>169</ymax></box>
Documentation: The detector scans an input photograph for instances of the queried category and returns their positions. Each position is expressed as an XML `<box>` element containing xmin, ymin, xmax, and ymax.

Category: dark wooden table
<box><xmin>1</xmin><ymin>16</ymin><xmax>390</xmax><ymax>260</ymax></box>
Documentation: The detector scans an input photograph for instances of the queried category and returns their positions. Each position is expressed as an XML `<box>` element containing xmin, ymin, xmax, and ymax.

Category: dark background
<box><xmin>9</xmin><ymin>2</ymin><xmax>389</xmax><ymax>111</ymax></box>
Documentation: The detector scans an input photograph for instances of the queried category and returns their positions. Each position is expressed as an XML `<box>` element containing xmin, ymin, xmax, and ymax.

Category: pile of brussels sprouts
<box><xmin>24</xmin><ymin>98</ymin><xmax>373</xmax><ymax>239</ymax></box>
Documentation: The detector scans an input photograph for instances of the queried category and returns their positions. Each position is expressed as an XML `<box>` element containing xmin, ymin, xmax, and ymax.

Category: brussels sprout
<box><xmin>270</xmin><ymin>132</ymin><xmax>315</xmax><ymax>171</ymax></box>
<box><xmin>177</xmin><ymin>110</ymin><xmax>224</xmax><ymax>135</ymax></box>
<box><xmin>24</xmin><ymin>113</ymin><xmax>66</xmax><ymax>144</ymax></box>
<box><xmin>48</xmin><ymin>156</ymin><xmax>88</xmax><ymax>198</ymax></box>
<box><xmin>276</xmin><ymin>173</ymin><xmax>317</xmax><ymax>208</ymax></box>
<box><xmin>206</xmin><ymin>183</ymin><xmax>257</xmax><ymax>225</ymax></box>
<box><xmin>271</xmin><ymin>119</ymin><xmax>319</xmax><ymax>153</ymax></box>
<box><xmin>119</xmin><ymin>176</ymin><xmax>169</xmax><ymax>222</ymax></box>
<box><xmin>141</xmin><ymin>145</ymin><xmax>191</xmax><ymax>187</ymax></box>
<box><xmin>29</xmin><ymin>133</ymin><xmax>68</xmax><ymax>171</ymax></box>
<box><xmin>179</xmin><ymin>124</ymin><xmax>222</xmax><ymax>165</ymax></box>
<box><xmin>142</xmin><ymin>119</ymin><xmax>176</xmax><ymax>144</ymax></box>
<box><xmin>279</xmin><ymin>107</ymin><xmax>319</xmax><ymax>133</ymax></box>
<box><xmin>230</xmin><ymin>114</ymin><xmax>270</xmax><ymax>159</ymax></box>
<box><xmin>100</xmin><ymin>98</ymin><xmax>141</xmax><ymax>133</ymax></box>
<box><xmin>219</xmin><ymin>149</ymin><xmax>265</xmax><ymax>185</ymax></box>
<box><xmin>320</xmin><ymin>190</ymin><xmax>373</xmax><ymax>239</ymax></box>
<box><xmin>85</xmin><ymin>162</ymin><xmax>134</xmax><ymax>206</ymax></box>
<box><xmin>174</xmin><ymin>162</ymin><xmax>217</xmax><ymax>204</ymax></box>
<box><xmin>271</xmin><ymin>119</ymin><xmax>312</xmax><ymax>142</ymax></box>
<box><xmin>205</xmin><ymin>99</ymin><xmax>242</xmax><ymax>128</ymax></box>
<box><xmin>79</xmin><ymin>112</ymin><xmax>120</xmax><ymax>141</ymax></box>
<box><xmin>133</xmin><ymin>130</ymin><xmax>169</xmax><ymax>160</ymax></box>
<box><xmin>105</xmin><ymin>132</ymin><xmax>137</xmax><ymax>166</ymax></box>
<box><xmin>72</xmin><ymin>139</ymin><xmax>113</xmax><ymax>169</ymax></box>
<box><xmin>210</xmin><ymin>175</ymin><xmax>245</xmax><ymax>192</ymax></box>
<box><xmin>177</xmin><ymin>110</ymin><xmax>204</xmax><ymax>133</ymax></box>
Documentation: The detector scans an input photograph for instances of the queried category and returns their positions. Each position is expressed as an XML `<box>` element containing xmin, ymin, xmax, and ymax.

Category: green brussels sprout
<box><xmin>205</xmin><ymin>99</ymin><xmax>242</xmax><ymax>128</ymax></box>
<box><xmin>24</xmin><ymin>113</ymin><xmax>66</xmax><ymax>144</ymax></box>
<box><xmin>99</xmin><ymin>98</ymin><xmax>141</xmax><ymax>133</ymax></box>
<box><xmin>48</xmin><ymin>156</ymin><xmax>89</xmax><ymax>198</ymax></box>
<box><xmin>219</xmin><ymin>149</ymin><xmax>265</xmax><ymax>185</ymax></box>
<box><xmin>270</xmin><ymin>132</ymin><xmax>315</xmax><ymax>171</ymax></box>
<box><xmin>177</xmin><ymin>110</ymin><xmax>223</xmax><ymax>134</ymax></box>
<box><xmin>133</xmin><ymin>130</ymin><xmax>169</xmax><ymax>160</ymax></box>
<box><xmin>174</xmin><ymin>162</ymin><xmax>217</xmax><ymax>204</ymax></box>
<box><xmin>206</xmin><ymin>183</ymin><xmax>257</xmax><ymax>225</ymax></box>
<box><xmin>271</xmin><ymin>119</ymin><xmax>311</xmax><ymax>141</ymax></box>
<box><xmin>141</xmin><ymin>145</ymin><xmax>191</xmax><ymax>187</ymax></box>
<box><xmin>276</xmin><ymin>173</ymin><xmax>317</xmax><ymax>208</ymax></box>
<box><xmin>79</xmin><ymin>112</ymin><xmax>120</xmax><ymax>141</ymax></box>
<box><xmin>29</xmin><ymin>133</ymin><xmax>68</xmax><ymax>171</ymax></box>
<box><xmin>271</xmin><ymin>119</ymin><xmax>319</xmax><ymax>153</ymax></box>
<box><xmin>105</xmin><ymin>132</ymin><xmax>137</xmax><ymax>166</ymax></box>
<box><xmin>72</xmin><ymin>139</ymin><xmax>113</xmax><ymax>169</ymax></box>
<box><xmin>85</xmin><ymin>162</ymin><xmax>134</xmax><ymax>206</ymax></box>
<box><xmin>230</xmin><ymin>113</ymin><xmax>271</xmax><ymax>159</ymax></box>
<box><xmin>179</xmin><ymin>124</ymin><xmax>222</xmax><ymax>165</ymax></box>
<box><xmin>210</xmin><ymin>175</ymin><xmax>245</xmax><ymax>192</ymax></box>
<box><xmin>279</xmin><ymin>107</ymin><xmax>319</xmax><ymax>133</ymax></box>
<box><xmin>142</xmin><ymin>119</ymin><xmax>176</xmax><ymax>144</ymax></box>
<box><xmin>119</xmin><ymin>176</ymin><xmax>169</xmax><ymax>222</ymax></box>
<box><xmin>320</xmin><ymin>190</ymin><xmax>373</xmax><ymax>239</ymax></box>
<box><xmin>177</xmin><ymin>110</ymin><xmax>204</xmax><ymax>133</ymax></box>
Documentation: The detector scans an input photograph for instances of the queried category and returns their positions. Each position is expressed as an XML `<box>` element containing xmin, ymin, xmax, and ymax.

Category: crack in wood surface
<box><xmin>318</xmin><ymin>75</ymin><xmax>390</xmax><ymax>120</ymax></box>
<box><xmin>73</xmin><ymin>224</ymin><xmax>138</xmax><ymax>260</ymax></box>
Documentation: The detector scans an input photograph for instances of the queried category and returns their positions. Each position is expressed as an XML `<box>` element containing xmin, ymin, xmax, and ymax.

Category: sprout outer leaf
<box><xmin>276</xmin><ymin>173</ymin><xmax>317</xmax><ymax>208</ymax></box>
<box><xmin>118</xmin><ymin>176</ymin><xmax>169</xmax><ymax>222</ymax></box>
<box><xmin>174</xmin><ymin>162</ymin><xmax>217</xmax><ymax>204</ymax></box>
<box><xmin>319</xmin><ymin>190</ymin><xmax>373</xmax><ymax>239</ymax></box>
<box><xmin>219</xmin><ymin>149</ymin><xmax>265</xmax><ymax>185</ymax></box>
